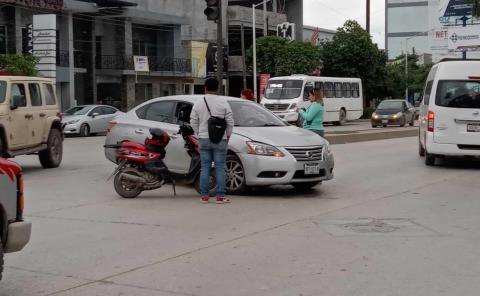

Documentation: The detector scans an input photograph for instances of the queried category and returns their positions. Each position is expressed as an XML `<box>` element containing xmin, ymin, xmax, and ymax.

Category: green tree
<box><xmin>318</xmin><ymin>20</ymin><xmax>389</xmax><ymax>105</ymax></box>
<box><xmin>466</xmin><ymin>0</ymin><xmax>480</xmax><ymax>17</ymax></box>
<box><xmin>0</xmin><ymin>54</ymin><xmax>38</xmax><ymax>76</ymax></box>
<box><xmin>386</xmin><ymin>54</ymin><xmax>432</xmax><ymax>100</ymax></box>
<box><xmin>246</xmin><ymin>36</ymin><xmax>321</xmax><ymax>76</ymax></box>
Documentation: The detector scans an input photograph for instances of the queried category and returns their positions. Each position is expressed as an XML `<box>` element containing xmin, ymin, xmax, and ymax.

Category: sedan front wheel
<box><xmin>225</xmin><ymin>155</ymin><xmax>247</xmax><ymax>195</ymax></box>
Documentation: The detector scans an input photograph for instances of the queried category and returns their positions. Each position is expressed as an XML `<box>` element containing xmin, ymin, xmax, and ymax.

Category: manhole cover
<box><xmin>341</xmin><ymin>219</ymin><xmax>400</xmax><ymax>233</ymax></box>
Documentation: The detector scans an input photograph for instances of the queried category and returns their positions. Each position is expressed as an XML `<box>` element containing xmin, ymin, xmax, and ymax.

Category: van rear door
<box><xmin>433</xmin><ymin>79</ymin><xmax>480</xmax><ymax>145</ymax></box>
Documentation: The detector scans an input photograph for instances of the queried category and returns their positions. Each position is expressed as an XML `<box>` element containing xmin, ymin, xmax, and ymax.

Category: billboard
<box><xmin>191</xmin><ymin>41</ymin><xmax>208</xmax><ymax>78</ymax></box>
<box><xmin>448</xmin><ymin>26</ymin><xmax>480</xmax><ymax>51</ymax></box>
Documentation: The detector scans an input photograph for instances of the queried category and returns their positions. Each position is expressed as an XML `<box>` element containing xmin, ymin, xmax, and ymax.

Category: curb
<box><xmin>325</xmin><ymin>129</ymin><xmax>418</xmax><ymax>145</ymax></box>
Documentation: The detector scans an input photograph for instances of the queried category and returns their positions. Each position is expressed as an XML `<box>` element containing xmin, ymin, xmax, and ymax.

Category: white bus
<box><xmin>262</xmin><ymin>75</ymin><xmax>363</xmax><ymax>125</ymax></box>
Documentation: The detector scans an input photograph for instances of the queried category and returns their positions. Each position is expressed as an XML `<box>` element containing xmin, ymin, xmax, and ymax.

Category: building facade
<box><xmin>385</xmin><ymin>0</ymin><xmax>430</xmax><ymax>60</ymax></box>
<box><xmin>0</xmin><ymin>0</ymin><xmax>303</xmax><ymax>110</ymax></box>
<box><xmin>303</xmin><ymin>25</ymin><xmax>335</xmax><ymax>45</ymax></box>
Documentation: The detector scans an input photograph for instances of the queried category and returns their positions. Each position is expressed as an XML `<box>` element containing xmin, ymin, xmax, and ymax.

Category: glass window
<box><xmin>435</xmin><ymin>80</ymin><xmax>480</xmax><ymax>109</ymax></box>
<box><xmin>334</xmin><ymin>82</ymin><xmax>342</xmax><ymax>98</ymax></box>
<box><xmin>29</xmin><ymin>83</ymin><xmax>43</xmax><ymax>106</ymax></box>
<box><xmin>423</xmin><ymin>80</ymin><xmax>433</xmax><ymax>105</ymax></box>
<box><xmin>102</xmin><ymin>106</ymin><xmax>117</xmax><ymax>115</ymax></box>
<box><xmin>324</xmin><ymin>82</ymin><xmax>334</xmax><ymax>98</ymax></box>
<box><xmin>315</xmin><ymin>82</ymin><xmax>324</xmax><ymax>97</ymax></box>
<box><xmin>65</xmin><ymin>106</ymin><xmax>92</xmax><ymax>116</ymax></box>
<box><xmin>174</xmin><ymin>102</ymin><xmax>193</xmax><ymax>124</ymax></box>
<box><xmin>89</xmin><ymin>107</ymin><xmax>104</xmax><ymax>116</ymax></box>
<box><xmin>42</xmin><ymin>83</ymin><xmax>57</xmax><ymax>105</ymax></box>
<box><xmin>139</xmin><ymin>101</ymin><xmax>175</xmax><ymax>123</ymax></box>
<box><xmin>343</xmin><ymin>83</ymin><xmax>351</xmax><ymax>98</ymax></box>
<box><xmin>351</xmin><ymin>83</ymin><xmax>360</xmax><ymax>98</ymax></box>
<box><xmin>0</xmin><ymin>26</ymin><xmax>6</xmax><ymax>54</ymax></box>
<box><xmin>0</xmin><ymin>81</ymin><xmax>6</xmax><ymax>103</ymax></box>
<box><xmin>229</xmin><ymin>101</ymin><xmax>285</xmax><ymax>127</ymax></box>
<box><xmin>11</xmin><ymin>84</ymin><xmax>27</xmax><ymax>107</ymax></box>
<box><xmin>377</xmin><ymin>100</ymin><xmax>404</xmax><ymax>110</ymax></box>
<box><xmin>264</xmin><ymin>80</ymin><xmax>303</xmax><ymax>100</ymax></box>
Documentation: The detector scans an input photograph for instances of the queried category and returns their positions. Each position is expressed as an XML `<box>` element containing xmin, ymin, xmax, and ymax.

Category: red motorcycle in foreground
<box><xmin>105</xmin><ymin>125</ymin><xmax>216</xmax><ymax>198</ymax></box>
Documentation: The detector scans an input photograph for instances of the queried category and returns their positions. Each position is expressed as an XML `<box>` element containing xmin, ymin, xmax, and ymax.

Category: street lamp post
<box><xmin>252</xmin><ymin>0</ymin><xmax>272</xmax><ymax>101</ymax></box>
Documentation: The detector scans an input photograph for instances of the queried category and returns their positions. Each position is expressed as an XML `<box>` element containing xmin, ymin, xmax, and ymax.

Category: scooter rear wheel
<box><xmin>114</xmin><ymin>169</ymin><xmax>143</xmax><ymax>198</ymax></box>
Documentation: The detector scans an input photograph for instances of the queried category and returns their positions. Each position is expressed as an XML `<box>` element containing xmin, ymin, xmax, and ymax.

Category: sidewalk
<box><xmin>324</xmin><ymin>120</ymin><xmax>418</xmax><ymax>144</ymax></box>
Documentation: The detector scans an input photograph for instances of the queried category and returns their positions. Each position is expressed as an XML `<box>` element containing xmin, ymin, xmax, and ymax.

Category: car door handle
<box><xmin>25</xmin><ymin>114</ymin><xmax>33</xmax><ymax>119</ymax></box>
<box><xmin>134</xmin><ymin>129</ymin><xmax>145</xmax><ymax>134</ymax></box>
<box><xmin>40</xmin><ymin>113</ymin><xmax>46</xmax><ymax>117</ymax></box>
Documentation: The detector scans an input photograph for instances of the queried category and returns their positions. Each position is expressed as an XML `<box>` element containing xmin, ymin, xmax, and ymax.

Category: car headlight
<box><xmin>65</xmin><ymin>119</ymin><xmax>80</xmax><ymax>125</ymax></box>
<box><xmin>324</xmin><ymin>142</ymin><xmax>332</xmax><ymax>155</ymax></box>
<box><xmin>392</xmin><ymin>112</ymin><xmax>402</xmax><ymax>119</ymax></box>
<box><xmin>247</xmin><ymin>141</ymin><xmax>285</xmax><ymax>157</ymax></box>
<box><xmin>372</xmin><ymin>112</ymin><xmax>379</xmax><ymax>119</ymax></box>
<box><xmin>288</xmin><ymin>103</ymin><xmax>297</xmax><ymax>111</ymax></box>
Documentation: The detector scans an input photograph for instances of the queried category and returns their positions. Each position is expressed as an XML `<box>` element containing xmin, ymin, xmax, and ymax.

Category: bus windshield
<box><xmin>264</xmin><ymin>80</ymin><xmax>303</xmax><ymax>100</ymax></box>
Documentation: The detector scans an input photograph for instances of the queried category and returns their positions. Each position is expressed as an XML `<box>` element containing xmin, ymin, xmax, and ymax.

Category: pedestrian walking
<box><xmin>298</xmin><ymin>88</ymin><xmax>325</xmax><ymax>137</ymax></box>
<box><xmin>190</xmin><ymin>77</ymin><xmax>235</xmax><ymax>204</ymax></box>
<box><xmin>240</xmin><ymin>89</ymin><xmax>255</xmax><ymax>101</ymax></box>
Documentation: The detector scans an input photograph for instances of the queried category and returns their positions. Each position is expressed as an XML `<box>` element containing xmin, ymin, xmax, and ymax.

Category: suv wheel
<box><xmin>0</xmin><ymin>136</ymin><xmax>4</xmax><ymax>158</ymax></box>
<box><xmin>39</xmin><ymin>129</ymin><xmax>63</xmax><ymax>168</ymax></box>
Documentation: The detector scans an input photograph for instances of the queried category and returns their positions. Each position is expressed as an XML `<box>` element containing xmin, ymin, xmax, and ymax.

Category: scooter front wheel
<box><xmin>194</xmin><ymin>169</ymin><xmax>217</xmax><ymax>197</ymax></box>
<box><xmin>114</xmin><ymin>169</ymin><xmax>143</xmax><ymax>198</ymax></box>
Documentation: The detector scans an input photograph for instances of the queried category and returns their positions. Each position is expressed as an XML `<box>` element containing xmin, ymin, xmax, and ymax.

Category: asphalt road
<box><xmin>2</xmin><ymin>135</ymin><xmax>480</xmax><ymax>296</ymax></box>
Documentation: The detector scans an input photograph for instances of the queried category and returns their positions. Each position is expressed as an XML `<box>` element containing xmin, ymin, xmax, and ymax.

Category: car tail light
<box><xmin>107</xmin><ymin>120</ymin><xmax>117</xmax><ymax>132</ymax></box>
<box><xmin>427</xmin><ymin>111</ymin><xmax>435</xmax><ymax>132</ymax></box>
<box><xmin>16</xmin><ymin>174</ymin><xmax>24</xmax><ymax>221</ymax></box>
<box><xmin>468</xmin><ymin>76</ymin><xmax>480</xmax><ymax>80</ymax></box>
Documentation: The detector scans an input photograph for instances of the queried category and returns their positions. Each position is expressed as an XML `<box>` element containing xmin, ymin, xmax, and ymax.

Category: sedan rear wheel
<box><xmin>225</xmin><ymin>155</ymin><xmax>247</xmax><ymax>195</ymax></box>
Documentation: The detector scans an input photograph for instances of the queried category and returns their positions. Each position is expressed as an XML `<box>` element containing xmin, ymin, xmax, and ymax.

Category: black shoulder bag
<box><xmin>204</xmin><ymin>97</ymin><xmax>227</xmax><ymax>144</ymax></box>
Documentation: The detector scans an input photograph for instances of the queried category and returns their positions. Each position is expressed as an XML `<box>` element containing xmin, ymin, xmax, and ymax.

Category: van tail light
<box><xmin>16</xmin><ymin>174</ymin><xmax>24</xmax><ymax>221</ymax></box>
<box><xmin>427</xmin><ymin>111</ymin><xmax>435</xmax><ymax>132</ymax></box>
<box><xmin>107</xmin><ymin>120</ymin><xmax>117</xmax><ymax>132</ymax></box>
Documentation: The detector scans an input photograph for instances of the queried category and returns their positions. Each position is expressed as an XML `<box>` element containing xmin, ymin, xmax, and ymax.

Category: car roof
<box><xmin>144</xmin><ymin>95</ymin><xmax>245</xmax><ymax>105</ymax></box>
<box><xmin>0</xmin><ymin>76</ymin><xmax>54</xmax><ymax>82</ymax></box>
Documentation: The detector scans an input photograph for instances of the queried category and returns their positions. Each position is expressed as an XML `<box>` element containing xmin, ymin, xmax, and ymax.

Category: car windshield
<box><xmin>436</xmin><ymin>80</ymin><xmax>480</xmax><ymax>109</ymax></box>
<box><xmin>229</xmin><ymin>101</ymin><xmax>286</xmax><ymax>127</ymax></box>
<box><xmin>264</xmin><ymin>80</ymin><xmax>303</xmax><ymax>100</ymax></box>
<box><xmin>65</xmin><ymin>106</ymin><xmax>91</xmax><ymax>116</ymax></box>
<box><xmin>0</xmin><ymin>81</ymin><xmax>6</xmax><ymax>103</ymax></box>
<box><xmin>377</xmin><ymin>101</ymin><xmax>403</xmax><ymax>110</ymax></box>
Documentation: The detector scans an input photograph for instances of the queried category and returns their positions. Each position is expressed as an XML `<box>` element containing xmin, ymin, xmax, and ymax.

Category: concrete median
<box><xmin>325</xmin><ymin>128</ymin><xmax>418</xmax><ymax>144</ymax></box>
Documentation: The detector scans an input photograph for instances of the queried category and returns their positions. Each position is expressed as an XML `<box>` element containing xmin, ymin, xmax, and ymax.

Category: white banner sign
<box><xmin>133</xmin><ymin>56</ymin><xmax>149</xmax><ymax>72</ymax></box>
<box><xmin>33</xmin><ymin>14</ymin><xmax>56</xmax><ymax>82</ymax></box>
<box><xmin>448</xmin><ymin>26</ymin><xmax>480</xmax><ymax>51</ymax></box>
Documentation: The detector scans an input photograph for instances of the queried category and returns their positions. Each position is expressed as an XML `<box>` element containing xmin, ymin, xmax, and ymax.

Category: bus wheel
<box><xmin>334</xmin><ymin>109</ymin><xmax>347</xmax><ymax>126</ymax></box>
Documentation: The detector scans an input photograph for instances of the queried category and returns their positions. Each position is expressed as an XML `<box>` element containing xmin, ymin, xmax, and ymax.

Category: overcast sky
<box><xmin>304</xmin><ymin>0</ymin><xmax>386</xmax><ymax>49</ymax></box>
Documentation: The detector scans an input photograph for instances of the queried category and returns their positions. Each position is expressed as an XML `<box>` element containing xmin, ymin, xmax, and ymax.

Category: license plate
<box><xmin>304</xmin><ymin>163</ymin><xmax>320</xmax><ymax>175</ymax></box>
<box><xmin>467</xmin><ymin>124</ymin><xmax>480</xmax><ymax>132</ymax></box>
<box><xmin>382</xmin><ymin>119</ymin><xmax>388</xmax><ymax>124</ymax></box>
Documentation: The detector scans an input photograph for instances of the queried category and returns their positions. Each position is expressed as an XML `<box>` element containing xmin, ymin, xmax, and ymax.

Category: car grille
<box><xmin>264</xmin><ymin>103</ymin><xmax>289</xmax><ymax>112</ymax></box>
<box><xmin>285</xmin><ymin>146</ymin><xmax>324</xmax><ymax>162</ymax></box>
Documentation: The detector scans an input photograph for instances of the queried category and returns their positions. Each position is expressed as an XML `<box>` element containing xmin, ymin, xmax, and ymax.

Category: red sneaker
<box><xmin>216</xmin><ymin>197</ymin><xmax>231</xmax><ymax>204</ymax></box>
<box><xmin>200</xmin><ymin>197</ymin><xmax>209</xmax><ymax>203</ymax></box>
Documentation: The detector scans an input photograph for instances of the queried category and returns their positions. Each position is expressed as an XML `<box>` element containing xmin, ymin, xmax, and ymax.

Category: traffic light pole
<box><xmin>216</xmin><ymin>0</ymin><xmax>224</xmax><ymax>95</ymax></box>
<box><xmin>252</xmin><ymin>3</ymin><xmax>257</xmax><ymax>100</ymax></box>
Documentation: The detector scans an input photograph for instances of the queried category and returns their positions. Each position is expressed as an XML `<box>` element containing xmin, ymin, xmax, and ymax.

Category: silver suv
<box><xmin>0</xmin><ymin>76</ymin><xmax>63</xmax><ymax>168</ymax></box>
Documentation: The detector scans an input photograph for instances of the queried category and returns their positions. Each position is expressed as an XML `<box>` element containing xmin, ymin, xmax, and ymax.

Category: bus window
<box><xmin>325</xmin><ymin>82</ymin><xmax>334</xmax><ymax>98</ymax></box>
<box><xmin>343</xmin><ymin>83</ymin><xmax>351</xmax><ymax>98</ymax></box>
<box><xmin>303</xmin><ymin>83</ymin><xmax>314</xmax><ymax>101</ymax></box>
<box><xmin>315</xmin><ymin>82</ymin><xmax>324</xmax><ymax>97</ymax></box>
<box><xmin>352</xmin><ymin>83</ymin><xmax>360</xmax><ymax>98</ymax></box>
<box><xmin>334</xmin><ymin>82</ymin><xmax>342</xmax><ymax>98</ymax></box>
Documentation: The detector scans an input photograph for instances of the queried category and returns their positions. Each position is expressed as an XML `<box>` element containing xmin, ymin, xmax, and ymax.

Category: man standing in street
<box><xmin>190</xmin><ymin>77</ymin><xmax>234</xmax><ymax>204</ymax></box>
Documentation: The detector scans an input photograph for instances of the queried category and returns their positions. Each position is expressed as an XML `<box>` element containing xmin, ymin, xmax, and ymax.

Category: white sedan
<box><xmin>104</xmin><ymin>95</ymin><xmax>334</xmax><ymax>194</ymax></box>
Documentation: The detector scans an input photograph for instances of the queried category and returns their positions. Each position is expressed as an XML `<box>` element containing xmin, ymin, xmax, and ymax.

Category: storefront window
<box><xmin>0</xmin><ymin>26</ymin><xmax>7</xmax><ymax>54</ymax></box>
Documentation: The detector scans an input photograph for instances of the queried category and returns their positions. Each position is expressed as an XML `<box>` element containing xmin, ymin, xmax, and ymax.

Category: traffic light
<box><xmin>204</xmin><ymin>0</ymin><xmax>220</xmax><ymax>22</ymax></box>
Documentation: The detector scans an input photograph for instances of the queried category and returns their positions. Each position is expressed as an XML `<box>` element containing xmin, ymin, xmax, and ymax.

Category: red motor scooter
<box><xmin>105</xmin><ymin>124</ymin><xmax>216</xmax><ymax>198</ymax></box>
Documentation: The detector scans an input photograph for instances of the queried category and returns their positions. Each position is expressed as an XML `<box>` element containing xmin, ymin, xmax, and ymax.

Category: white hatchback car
<box><xmin>419</xmin><ymin>60</ymin><xmax>480</xmax><ymax>165</ymax></box>
<box><xmin>104</xmin><ymin>95</ymin><xmax>334</xmax><ymax>194</ymax></box>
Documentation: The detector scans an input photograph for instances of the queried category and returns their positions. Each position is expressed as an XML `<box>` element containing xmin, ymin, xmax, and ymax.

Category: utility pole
<box><xmin>216</xmin><ymin>0</ymin><xmax>224</xmax><ymax>94</ymax></box>
<box><xmin>263</xmin><ymin>1</ymin><xmax>267</xmax><ymax>36</ymax></box>
<box><xmin>366</xmin><ymin>0</ymin><xmax>370</xmax><ymax>33</ymax></box>
<box><xmin>241</xmin><ymin>23</ymin><xmax>247</xmax><ymax>89</ymax></box>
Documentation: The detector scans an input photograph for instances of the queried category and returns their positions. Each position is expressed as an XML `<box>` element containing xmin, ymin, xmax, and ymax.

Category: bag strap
<box><xmin>203</xmin><ymin>97</ymin><xmax>212</xmax><ymax>116</ymax></box>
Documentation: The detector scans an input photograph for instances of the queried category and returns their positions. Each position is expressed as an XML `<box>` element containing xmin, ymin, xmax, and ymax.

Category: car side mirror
<box><xmin>10</xmin><ymin>95</ymin><xmax>25</xmax><ymax>110</ymax></box>
<box><xmin>91</xmin><ymin>112</ymin><xmax>100</xmax><ymax>118</ymax></box>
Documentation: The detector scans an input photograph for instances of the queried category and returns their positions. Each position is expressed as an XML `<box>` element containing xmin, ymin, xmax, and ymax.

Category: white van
<box><xmin>419</xmin><ymin>60</ymin><xmax>480</xmax><ymax>166</ymax></box>
<box><xmin>262</xmin><ymin>75</ymin><xmax>363</xmax><ymax>125</ymax></box>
